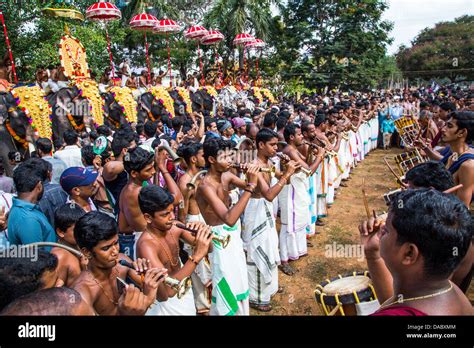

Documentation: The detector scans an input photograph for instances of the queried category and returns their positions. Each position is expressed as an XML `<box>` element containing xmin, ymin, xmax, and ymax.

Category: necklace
<box><xmin>149</xmin><ymin>230</ymin><xmax>180</xmax><ymax>267</ymax></box>
<box><xmin>87</xmin><ymin>267</ymin><xmax>120</xmax><ymax>305</ymax></box>
<box><xmin>378</xmin><ymin>282</ymin><xmax>453</xmax><ymax>310</ymax></box>
<box><xmin>451</xmin><ymin>146</ymin><xmax>470</xmax><ymax>162</ymax></box>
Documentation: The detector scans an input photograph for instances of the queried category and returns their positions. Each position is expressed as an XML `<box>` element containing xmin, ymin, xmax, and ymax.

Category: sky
<box><xmin>383</xmin><ymin>0</ymin><xmax>474</xmax><ymax>54</ymax></box>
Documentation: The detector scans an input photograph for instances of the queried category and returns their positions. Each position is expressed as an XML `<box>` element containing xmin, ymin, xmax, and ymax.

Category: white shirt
<box><xmin>54</xmin><ymin>145</ymin><xmax>83</xmax><ymax>169</ymax></box>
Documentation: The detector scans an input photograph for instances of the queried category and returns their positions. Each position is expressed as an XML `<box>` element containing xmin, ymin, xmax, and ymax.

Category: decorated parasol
<box><xmin>0</xmin><ymin>8</ymin><xmax>18</xmax><ymax>84</ymax></box>
<box><xmin>85</xmin><ymin>1</ymin><xmax>121</xmax><ymax>77</ymax></box>
<box><xmin>154</xmin><ymin>19</ymin><xmax>181</xmax><ymax>87</ymax></box>
<box><xmin>200</xmin><ymin>30</ymin><xmax>225</xmax><ymax>86</ymax></box>
<box><xmin>184</xmin><ymin>25</ymin><xmax>208</xmax><ymax>86</ymax></box>
<box><xmin>42</xmin><ymin>0</ymin><xmax>85</xmax><ymax>21</ymax></box>
<box><xmin>129</xmin><ymin>12</ymin><xmax>159</xmax><ymax>84</ymax></box>
<box><xmin>234</xmin><ymin>33</ymin><xmax>254</xmax><ymax>84</ymax></box>
<box><xmin>245</xmin><ymin>38</ymin><xmax>265</xmax><ymax>86</ymax></box>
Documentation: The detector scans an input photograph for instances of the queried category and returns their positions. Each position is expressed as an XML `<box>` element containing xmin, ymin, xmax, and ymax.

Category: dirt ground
<box><xmin>251</xmin><ymin>147</ymin><xmax>473</xmax><ymax>315</ymax></box>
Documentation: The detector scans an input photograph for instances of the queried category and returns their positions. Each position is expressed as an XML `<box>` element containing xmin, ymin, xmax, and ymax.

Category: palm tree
<box><xmin>204</xmin><ymin>0</ymin><xmax>282</xmax><ymax>73</ymax></box>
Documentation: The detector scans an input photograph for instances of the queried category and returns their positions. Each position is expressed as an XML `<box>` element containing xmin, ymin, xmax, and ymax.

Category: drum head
<box><xmin>323</xmin><ymin>275</ymin><xmax>371</xmax><ymax>296</ymax></box>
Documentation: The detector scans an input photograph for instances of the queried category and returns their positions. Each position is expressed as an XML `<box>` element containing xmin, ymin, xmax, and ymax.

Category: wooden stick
<box><xmin>361</xmin><ymin>178</ymin><xmax>371</xmax><ymax>219</ymax></box>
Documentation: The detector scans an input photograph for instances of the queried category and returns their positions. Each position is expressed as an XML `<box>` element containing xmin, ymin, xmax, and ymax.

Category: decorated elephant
<box><xmin>102</xmin><ymin>87</ymin><xmax>138</xmax><ymax>130</ymax></box>
<box><xmin>190</xmin><ymin>87</ymin><xmax>217</xmax><ymax>114</ymax></box>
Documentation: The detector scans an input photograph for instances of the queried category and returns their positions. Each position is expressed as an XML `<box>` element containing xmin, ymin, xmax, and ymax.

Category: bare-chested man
<box><xmin>279</xmin><ymin>123</ymin><xmax>325</xmax><ymax>275</ymax></box>
<box><xmin>176</xmin><ymin>142</ymin><xmax>212</xmax><ymax>314</ymax></box>
<box><xmin>51</xmin><ymin>204</ymin><xmax>87</xmax><ymax>287</ymax></box>
<box><xmin>118</xmin><ymin>146</ymin><xmax>182</xmax><ymax>259</ymax></box>
<box><xmin>136</xmin><ymin>185</ymin><xmax>212</xmax><ymax>315</ymax></box>
<box><xmin>196</xmin><ymin>138</ymin><xmax>260</xmax><ymax>315</ymax></box>
<box><xmin>73</xmin><ymin>211</ymin><xmax>167</xmax><ymax>316</ymax></box>
<box><xmin>242</xmin><ymin>128</ymin><xmax>298</xmax><ymax>311</ymax></box>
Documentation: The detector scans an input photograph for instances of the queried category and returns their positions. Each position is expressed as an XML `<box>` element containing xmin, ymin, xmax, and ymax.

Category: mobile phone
<box><xmin>116</xmin><ymin>277</ymin><xmax>127</xmax><ymax>295</ymax></box>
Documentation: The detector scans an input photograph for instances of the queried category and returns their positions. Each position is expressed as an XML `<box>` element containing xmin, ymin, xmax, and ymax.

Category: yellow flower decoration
<box><xmin>10</xmin><ymin>85</ymin><xmax>52</xmax><ymax>140</ymax></box>
<box><xmin>75</xmin><ymin>79</ymin><xmax>104</xmax><ymax>126</ymax></box>
<box><xmin>200</xmin><ymin>86</ymin><xmax>218</xmax><ymax>99</ymax></box>
<box><xmin>261</xmin><ymin>88</ymin><xmax>276</xmax><ymax>104</ymax></box>
<box><xmin>175</xmin><ymin>87</ymin><xmax>192</xmax><ymax>114</ymax></box>
<box><xmin>150</xmin><ymin>86</ymin><xmax>175</xmax><ymax>118</ymax></box>
<box><xmin>252</xmin><ymin>87</ymin><xmax>263</xmax><ymax>105</ymax></box>
<box><xmin>109</xmin><ymin>86</ymin><xmax>138</xmax><ymax>124</ymax></box>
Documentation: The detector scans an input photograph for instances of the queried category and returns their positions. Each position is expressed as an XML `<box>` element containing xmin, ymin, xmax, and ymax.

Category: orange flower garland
<box><xmin>175</xmin><ymin>87</ymin><xmax>192</xmax><ymax>114</ymax></box>
<box><xmin>150</xmin><ymin>86</ymin><xmax>175</xmax><ymax>118</ymax></box>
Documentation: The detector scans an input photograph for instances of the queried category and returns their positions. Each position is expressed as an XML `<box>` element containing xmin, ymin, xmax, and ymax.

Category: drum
<box><xmin>314</xmin><ymin>271</ymin><xmax>378</xmax><ymax>316</ymax></box>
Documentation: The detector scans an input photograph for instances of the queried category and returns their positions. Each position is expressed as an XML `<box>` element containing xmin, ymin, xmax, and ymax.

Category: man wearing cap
<box><xmin>60</xmin><ymin>167</ymin><xmax>99</xmax><ymax>213</ymax></box>
<box><xmin>231</xmin><ymin>117</ymin><xmax>247</xmax><ymax>144</ymax></box>
<box><xmin>218</xmin><ymin>120</ymin><xmax>234</xmax><ymax>141</ymax></box>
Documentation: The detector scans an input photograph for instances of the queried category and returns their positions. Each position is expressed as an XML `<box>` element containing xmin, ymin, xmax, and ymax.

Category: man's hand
<box><xmin>284</xmin><ymin>160</ymin><xmax>299</xmax><ymax>177</ymax></box>
<box><xmin>245</xmin><ymin>164</ymin><xmax>260</xmax><ymax>185</ymax></box>
<box><xmin>117</xmin><ymin>283</ymin><xmax>149</xmax><ymax>316</ymax></box>
<box><xmin>142</xmin><ymin>268</ymin><xmax>168</xmax><ymax>306</ymax></box>
<box><xmin>190</xmin><ymin>223</ymin><xmax>212</xmax><ymax>262</ymax></box>
<box><xmin>0</xmin><ymin>206</ymin><xmax>7</xmax><ymax>231</ymax></box>
<box><xmin>132</xmin><ymin>258</ymin><xmax>150</xmax><ymax>274</ymax></box>
<box><xmin>359</xmin><ymin>217</ymin><xmax>383</xmax><ymax>260</ymax></box>
<box><xmin>154</xmin><ymin>146</ymin><xmax>169</xmax><ymax>171</ymax></box>
<box><xmin>93</xmin><ymin>155</ymin><xmax>102</xmax><ymax>170</ymax></box>
<box><xmin>316</xmin><ymin>146</ymin><xmax>326</xmax><ymax>158</ymax></box>
<box><xmin>79</xmin><ymin>254</ymin><xmax>89</xmax><ymax>271</ymax></box>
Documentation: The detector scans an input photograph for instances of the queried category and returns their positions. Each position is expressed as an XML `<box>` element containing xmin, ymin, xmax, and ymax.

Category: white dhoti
<box><xmin>327</xmin><ymin>155</ymin><xmax>338</xmax><ymax>205</ymax></box>
<box><xmin>279</xmin><ymin>172</ymin><xmax>310</xmax><ymax>262</ymax></box>
<box><xmin>316</xmin><ymin>160</ymin><xmax>328</xmax><ymax>219</ymax></box>
<box><xmin>307</xmin><ymin>171</ymin><xmax>318</xmax><ymax>236</ymax></box>
<box><xmin>243</xmin><ymin>198</ymin><xmax>280</xmax><ymax>306</ymax></box>
<box><xmin>184</xmin><ymin>213</ymin><xmax>212</xmax><ymax>314</ymax></box>
<box><xmin>146</xmin><ymin>286</ymin><xmax>196</xmax><ymax>316</ymax></box>
<box><xmin>209</xmin><ymin>221</ymin><xmax>249</xmax><ymax>316</ymax></box>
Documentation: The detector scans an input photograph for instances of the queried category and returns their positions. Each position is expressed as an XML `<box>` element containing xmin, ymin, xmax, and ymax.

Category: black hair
<box><xmin>276</xmin><ymin>116</ymin><xmax>288</xmax><ymax>130</ymax></box>
<box><xmin>111</xmin><ymin>129</ymin><xmax>136</xmax><ymax>157</ymax></box>
<box><xmin>7</xmin><ymin>151</ymin><xmax>19</xmax><ymax>162</ymax></box>
<box><xmin>97</xmin><ymin>125</ymin><xmax>112</xmax><ymax>137</ymax></box>
<box><xmin>12</xmin><ymin>159</ymin><xmax>48</xmax><ymax>193</ymax></box>
<box><xmin>0</xmin><ymin>250</ymin><xmax>58</xmax><ymax>311</ymax></box>
<box><xmin>284</xmin><ymin>123</ymin><xmax>300</xmax><ymax>142</ymax></box>
<box><xmin>138</xmin><ymin>185</ymin><xmax>174</xmax><ymax>215</ymax></box>
<box><xmin>0</xmin><ymin>287</ymin><xmax>84</xmax><ymax>316</ymax></box>
<box><xmin>450</xmin><ymin>111</ymin><xmax>474</xmax><ymax>143</ymax></box>
<box><xmin>151</xmin><ymin>137</ymin><xmax>162</xmax><ymax>149</ymax></box>
<box><xmin>63</xmin><ymin>130</ymin><xmax>79</xmax><ymax>146</ymax></box>
<box><xmin>171</xmin><ymin>117</ymin><xmax>183</xmax><ymax>131</ymax></box>
<box><xmin>405</xmin><ymin>161</ymin><xmax>455</xmax><ymax>191</ymax></box>
<box><xmin>135</xmin><ymin>122</ymin><xmax>145</xmax><ymax>136</ymax></box>
<box><xmin>54</xmin><ymin>203</ymin><xmax>86</xmax><ymax>233</ymax></box>
<box><xmin>123</xmin><ymin>147</ymin><xmax>154</xmax><ymax>174</ymax></box>
<box><xmin>203</xmin><ymin>138</ymin><xmax>233</xmax><ymax>164</ymax></box>
<box><xmin>176</xmin><ymin>142</ymin><xmax>203</xmax><ymax>165</ymax></box>
<box><xmin>144</xmin><ymin>121</ymin><xmax>158</xmax><ymax>138</ymax></box>
<box><xmin>36</xmin><ymin>138</ymin><xmax>53</xmax><ymax>155</ymax></box>
<box><xmin>314</xmin><ymin>112</ymin><xmax>327</xmax><ymax>127</ymax></box>
<box><xmin>263</xmin><ymin>113</ymin><xmax>278</xmax><ymax>128</ymax></box>
<box><xmin>390</xmin><ymin>189</ymin><xmax>472</xmax><ymax>279</ymax></box>
<box><xmin>278</xmin><ymin>110</ymin><xmax>291</xmax><ymax>119</ymax></box>
<box><xmin>301</xmin><ymin>121</ymin><xmax>314</xmax><ymax>134</ymax></box>
<box><xmin>81</xmin><ymin>145</ymin><xmax>96</xmax><ymax>166</ymax></box>
<box><xmin>439</xmin><ymin>102</ymin><xmax>456</xmax><ymax>112</ymax></box>
<box><xmin>74</xmin><ymin>211</ymin><xmax>118</xmax><ymax>251</ymax></box>
<box><xmin>256</xmin><ymin>128</ymin><xmax>279</xmax><ymax>148</ymax></box>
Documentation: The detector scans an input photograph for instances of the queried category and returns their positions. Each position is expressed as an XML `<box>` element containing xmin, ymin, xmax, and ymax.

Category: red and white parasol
<box><xmin>185</xmin><ymin>26</ymin><xmax>208</xmax><ymax>86</ymax></box>
<box><xmin>85</xmin><ymin>1</ymin><xmax>121</xmax><ymax>21</ymax></box>
<box><xmin>86</xmin><ymin>1</ymin><xmax>121</xmax><ymax>76</ymax></box>
<box><xmin>200</xmin><ymin>30</ymin><xmax>225</xmax><ymax>87</ymax></box>
<box><xmin>245</xmin><ymin>38</ymin><xmax>266</xmax><ymax>86</ymax></box>
<box><xmin>200</xmin><ymin>30</ymin><xmax>224</xmax><ymax>45</ymax></box>
<box><xmin>130</xmin><ymin>13</ymin><xmax>159</xmax><ymax>84</ymax></box>
<box><xmin>233</xmin><ymin>33</ymin><xmax>254</xmax><ymax>46</ymax></box>
<box><xmin>154</xmin><ymin>19</ymin><xmax>181</xmax><ymax>87</ymax></box>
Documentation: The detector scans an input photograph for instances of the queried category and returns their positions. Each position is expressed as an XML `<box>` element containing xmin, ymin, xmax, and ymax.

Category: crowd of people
<box><xmin>0</xmin><ymin>83</ymin><xmax>472</xmax><ymax>316</ymax></box>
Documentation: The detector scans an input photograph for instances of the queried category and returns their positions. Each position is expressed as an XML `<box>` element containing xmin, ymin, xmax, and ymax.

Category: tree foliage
<box><xmin>396</xmin><ymin>15</ymin><xmax>474</xmax><ymax>82</ymax></box>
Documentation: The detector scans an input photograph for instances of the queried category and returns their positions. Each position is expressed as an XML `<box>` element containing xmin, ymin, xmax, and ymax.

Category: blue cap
<box><xmin>60</xmin><ymin>167</ymin><xmax>99</xmax><ymax>193</ymax></box>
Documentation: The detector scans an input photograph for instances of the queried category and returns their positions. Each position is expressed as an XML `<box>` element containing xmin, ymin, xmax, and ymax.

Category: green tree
<box><xmin>396</xmin><ymin>15</ymin><xmax>474</xmax><ymax>82</ymax></box>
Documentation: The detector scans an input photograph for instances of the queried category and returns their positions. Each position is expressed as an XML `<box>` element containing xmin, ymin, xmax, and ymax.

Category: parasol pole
<box><xmin>198</xmin><ymin>42</ymin><xmax>204</xmax><ymax>86</ymax></box>
<box><xmin>167</xmin><ymin>32</ymin><xmax>172</xmax><ymax>87</ymax></box>
<box><xmin>0</xmin><ymin>11</ymin><xmax>18</xmax><ymax>84</ymax></box>
<box><xmin>104</xmin><ymin>24</ymin><xmax>115</xmax><ymax>77</ymax></box>
<box><xmin>144</xmin><ymin>31</ymin><xmax>151</xmax><ymax>85</ymax></box>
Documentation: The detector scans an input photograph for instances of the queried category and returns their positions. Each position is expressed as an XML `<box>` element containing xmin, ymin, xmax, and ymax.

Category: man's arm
<box><xmin>103</xmin><ymin>161</ymin><xmax>124</xmax><ymax>182</ymax></box>
<box><xmin>456</xmin><ymin>161</ymin><xmax>474</xmax><ymax>207</ymax></box>
<box><xmin>121</xmin><ymin>192</ymin><xmax>147</xmax><ymax>232</ymax></box>
<box><xmin>257</xmin><ymin>162</ymin><xmax>298</xmax><ymax>201</ymax></box>
<box><xmin>177</xmin><ymin>176</ymin><xmax>192</xmax><ymax>222</ymax></box>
